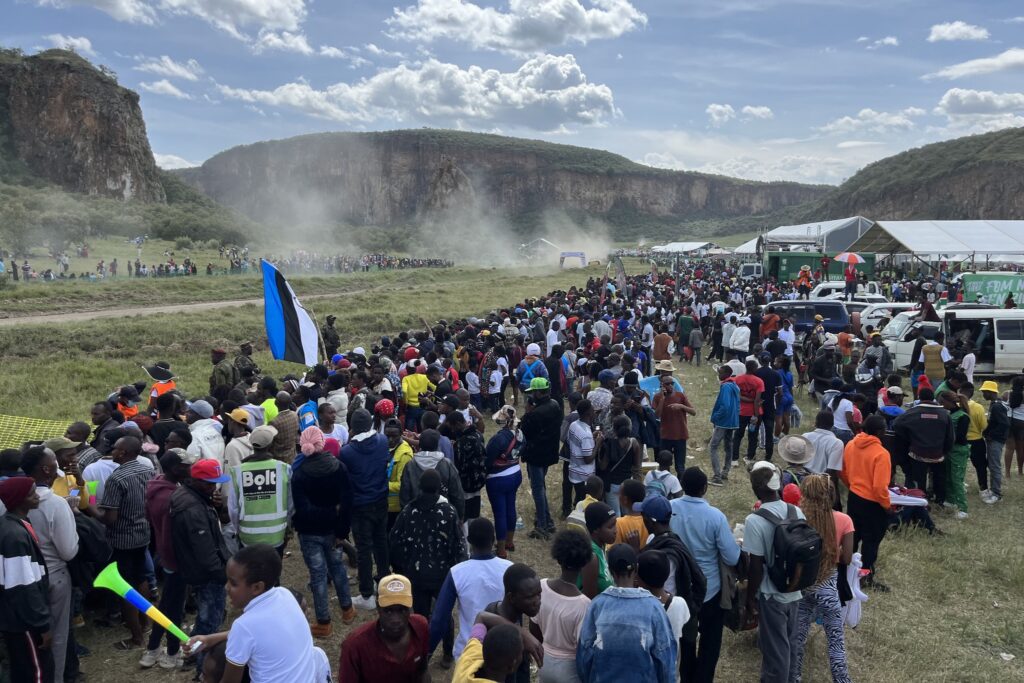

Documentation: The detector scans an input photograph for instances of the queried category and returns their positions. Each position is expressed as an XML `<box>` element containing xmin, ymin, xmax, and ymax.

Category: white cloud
<box><xmin>935</xmin><ymin>88</ymin><xmax>1024</xmax><ymax>115</ymax></box>
<box><xmin>386</xmin><ymin>0</ymin><xmax>647</xmax><ymax>55</ymax></box>
<box><xmin>705</xmin><ymin>103</ymin><xmax>736</xmax><ymax>126</ymax></box>
<box><xmin>43</xmin><ymin>33</ymin><xmax>97</xmax><ymax>57</ymax></box>
<box><xmin>252</xmin><ymin>29</ymin><xmax>312</xmax><ymax>54</ymax></box>
<box><xmin>38</xmin><ymin>0</ymin><xmax>156</xmax><ymax>24</ymax></box>
<box><xmin>217</xmin><ymin>53</ymin><xmax>618</xmax><ymax>130</ymax></box>
<box><xmin>364</xmin><ymin>43</ymin><xmax>404</xmax><ymax>59</ymax></box>
<box><xmin>37</xmin><ymin>0</ymin><xmax>307</xmax><ymax>39</ymax></box>
<box><xmin>139</xmin><ymin>78</ymin><xmax>192</xmax><ymax>99</ymax></box>
<box><xmin>836</xmin><ymin>140</ymin><xmax>884</xmax><ymax>149</ymax></box>
<box><xmin>1006</xmin><ymin>17</ymin><xmax>1024</xmax><ymax>24</ymax></box>
<box><xmin>926</xmin><ymin>48</ymin><xmax>1024</xmax><ymax>80</ymax></box>
<box><xmin>741</xmin><ymin>105</ymin><xmax>773</xmax><ymax>120</ymax></box>
<box><xmin>819</xmin><ymin>107</ymin><xmax>924</xmax><ymax>134</ymax></box>
<box><xmin>133</xmin><ymin>55</ymin><xmax>203</xmax><ymax>80</ymax></box>
<box><xmin>855</xmin><ymin>36</ymin><xmax>869</xmax><ymax>43</ymax></box>
<box><xmin>154</xmin><ymin>152</ymin><xmax>197</xmax><ymax>169</ymax></box>
<box><xmin>318</xmin><ymin>46</ymin><xmax>371</xmax><ymax>67</ymax></box>
<box><xmin>865</xmin><ymin>35</ymin><xmax>898</xmax><ymax>50</ymax></box>
<box><xmin>927</xmin><ymin>21</ymin><xmax>989</xmax><ymax>42</ymax></box>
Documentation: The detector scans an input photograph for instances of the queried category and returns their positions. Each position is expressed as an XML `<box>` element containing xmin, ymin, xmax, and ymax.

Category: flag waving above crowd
<box><xmin>260</xmin><ymin>259</ymin><xmax>319</xmax><ymax>366</ymax></box>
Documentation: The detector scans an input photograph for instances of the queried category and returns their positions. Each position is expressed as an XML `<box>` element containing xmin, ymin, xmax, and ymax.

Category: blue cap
<box><xmin>331</xmin><ymin>354</ymin><xmax>344</xmax><ymax>364</ymax></box>
<box><xmin>641</xmin><ymin>495</ymin><xmax>672</xmax><ymax>523</ymax></box>
<box><xmin>598</xmin><ymin>369</ymin><xmax>616</xmax><ymax>382</ymax></box>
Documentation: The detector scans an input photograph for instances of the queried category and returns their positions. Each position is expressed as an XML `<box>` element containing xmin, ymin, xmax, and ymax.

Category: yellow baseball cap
<box><xmin>377</xmin><ymin>574</ymin><xmax>413</xmax><ymax>608</ymax></box>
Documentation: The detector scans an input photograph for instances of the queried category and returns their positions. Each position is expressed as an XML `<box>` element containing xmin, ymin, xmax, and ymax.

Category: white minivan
<box><xmin>881</xmin><ymin>306</ymin><xmax>1024</xmax><ymax>375</ymax></box>
<box><xmin>810</xmin><ymin>280</ymin><xmax>882</xmax><ymax>298</ymax></box>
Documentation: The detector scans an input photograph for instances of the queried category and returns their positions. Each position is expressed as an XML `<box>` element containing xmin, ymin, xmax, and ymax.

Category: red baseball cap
<box><xmin>190</xmin><ymin>459</ymin><xmax>231</xmax><ymax>484</ymax></box>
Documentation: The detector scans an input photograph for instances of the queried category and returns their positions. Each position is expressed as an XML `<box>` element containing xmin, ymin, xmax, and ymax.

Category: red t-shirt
<box><xmin>734</xmin><ymin>375</ymin><xmax>765</xmax><ymax>417</ymax></box>
<box><xmin>338</xmin><ymin>614</ymin><xmax>429</xmax><ymax>683</ymax></box>
<box><xmin>653</xmin><ymin>391</ymin><xmax>692</xmax><ymax>440</ymax></box>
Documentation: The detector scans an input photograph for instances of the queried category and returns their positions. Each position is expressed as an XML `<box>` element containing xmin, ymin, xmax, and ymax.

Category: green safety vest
<box><xmin>230</xmin><ymin>459</ymin><xmax>290</xmax><ymax>548</ymax></box>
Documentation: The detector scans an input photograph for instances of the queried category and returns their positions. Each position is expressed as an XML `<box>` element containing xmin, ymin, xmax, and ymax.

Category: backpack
<box><xmin>645</xmin><ymin>533</ymin><xmax>707</xmax><ymax>642</ymax></box>
<box><xmin>455</xmin><ymin>430</ymin><xmax>488</xmax><ymax>493</ymax></box>
<box><xmin>645</xmin><ymin>470</ymin><xmax>671</xmax><ymax>499</ymax></box>
<box><xmin>518</xmin><ymin>359</ymin><xmax>543</xmax><ymax>390</ymax></box>
<box><xmin>754</xmin><ymin>504</ymin><xmax>822</xmax><ymax>593</ymax></box>
<box><xmin>67</xmin><ymin>512</ymin><xmax>113</xmax><ymax>588</ymax></box>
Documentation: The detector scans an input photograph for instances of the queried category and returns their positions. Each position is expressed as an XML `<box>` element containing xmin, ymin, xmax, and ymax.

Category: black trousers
<box><xmin>908</xmin><ymin>458</ymin><xmax>946</xmax><ymax>504</ymax></box>
<box><xmin>3</xmin><ymin>631</ymin><xmax>54</xmax><ymax>683</ymax></box>
<box><xmin>847</xmin><ymin>491</ymin><xmax>888</xmax><ymax>573</ymax></box>
<box><xmin>969</xmin><ymin>439</ymin><xmax>988</xmax><ymax>491</ymax></box>
<box><xmin>679</xmin><ymin>592</ymin><xmax>725</xmax><ymax>683</ymax></box>
<box><xmin>351</xmin><ymin>498</ymin><xmax>389</xmax><ymax>598</ymax></box>
<box><xmin>412</xmin><ymin>585</ymin><xmax>453</xmax><ymax>657</ymax></box>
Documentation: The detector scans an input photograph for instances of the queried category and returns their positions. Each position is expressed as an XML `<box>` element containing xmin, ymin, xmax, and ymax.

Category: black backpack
<box><xmin>754</xmin><ymin>504</ymin><xmax>822</xmax><ymax>593</ymax></box>
<box><xmin>67</xmin><ymin>512</ymin><xmax>113</xmax><ymax>588</ymax></box>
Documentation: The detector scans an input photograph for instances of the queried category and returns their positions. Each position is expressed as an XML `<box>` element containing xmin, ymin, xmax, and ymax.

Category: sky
<box><xmin>4</xmin><ymin>0</ymin><xmax>1024</xmax><ymax>185</ymax></box>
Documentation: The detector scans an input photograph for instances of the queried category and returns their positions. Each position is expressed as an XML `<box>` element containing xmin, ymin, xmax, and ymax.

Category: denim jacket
<box><xmin>576</xmin><ymin>587</ymin><xmax>677</xmax><ymax>683</ymax></box>
<box><xmin>710</xmin><ymin>380</ymin><xmax>740</xmax><ymax>429</ymax></box>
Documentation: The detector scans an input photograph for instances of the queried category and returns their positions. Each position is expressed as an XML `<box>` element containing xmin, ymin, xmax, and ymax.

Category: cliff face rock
<box><xmin>815</xmin><ymin>126</ymin><xmax>1024</xmax><ymax>221</ymax></box>
<box><xmin>0</xmin><ymin>49</ymin><xmax>165</xmax><ymax>202</ymax></box>
<box><xmin>177</xmin><ymin>130</ymin><xmax>828</xmax><ymax>234</ymax></box>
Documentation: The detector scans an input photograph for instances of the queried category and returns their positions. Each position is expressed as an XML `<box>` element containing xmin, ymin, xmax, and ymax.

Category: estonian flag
<box><xmin>261</xmin><ymin>259</ymin><xmax>319</xmax><ymax>366</ymax></box>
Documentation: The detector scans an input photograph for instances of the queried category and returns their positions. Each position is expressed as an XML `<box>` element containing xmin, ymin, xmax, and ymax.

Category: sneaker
<box><xmin>528</xmin><ymin>528</ymin><xmax>550</xmax><ymax>541</ymax></box>
<box><xmin>310</xmin><ymin>622</ymin><xmax>333</xmax><ymax>638</ymax></box>
<box><xmin>720</xmin><ymin>471</ymin><xmax>729</xmax><ymax>481</ymax></box>
<box><xmin>342</xmin><ymin>606</ymin><xmax>357</xmax><ymax>624</ymax></box>
<box><xmin>352</xmin><ymin>595</ymin><xmax>377</xmax><ymax>611</ymax></box>
<box><xmin>985</xmin><ymin>493</ymin><xmax>1002</xmax><ymax>504</ymax></box>
<box><xmin>157</xmin><ymin>652</ymin><xmax>182</xmax><ymax>670</ymax></box>
<box><xmin>139</xmin><ymin>649</ymin><xmax>160</xmax><ymax>669</ymax></box>
<box><xmin>941</xmin><ymin>502</ymin><xmax>955</xmax><ymax>510</ymax></box>
<box><xmin>743</xmin><ymin>458</ymin><xmax>755</xmax><ymax>469</ymax></box>
<box><xmin>980</xmin><ymin>488</ymin><xmax>990</xmax><ymax>498</ymax></box>
<box><xmin>956</xmin><ymin>510</ymin><xmax>969</xmax><ymax>520</ymax></box>
<box><xmin>515</xmin><ymin>516</ymin><xmax>525</xmax><ymax>530</ymax></box>
<box><xmin>71</xmin><ymin>615</ymin><xmax>85</xmax><ymax>629</ymax></box>
<box><xmin>709</xmin><ymin>477</ymin><xmax>724</xmax><ymax>487</ymax></box>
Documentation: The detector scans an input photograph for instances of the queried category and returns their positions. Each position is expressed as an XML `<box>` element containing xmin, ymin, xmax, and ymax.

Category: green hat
<box><xmin>525</xmin><ymin>377</ymin><xmax>550</xmax><ymax>392</ymax></box>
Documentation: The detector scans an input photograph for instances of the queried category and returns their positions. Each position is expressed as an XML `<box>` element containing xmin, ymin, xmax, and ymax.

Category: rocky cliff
<box><xmin>0</xmin><ymin>48</ymin><xmax>165</xmax><ymax>202</ymax></box>
<box><xmin>176</xmin><ymin>130</ymin><xmax>828</xmax><ymax>236</ymax></box>
<box><xmin>814</xmin><ymin>126</ymin><xmax>1024</xmax><ymax>220</ymax></box>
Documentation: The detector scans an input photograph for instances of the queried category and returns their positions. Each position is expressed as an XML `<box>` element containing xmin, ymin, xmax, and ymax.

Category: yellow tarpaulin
<box><xmin>0</xmin><ymin>414</ymin><xmax>69</xmax><ymax>450</ymax></box>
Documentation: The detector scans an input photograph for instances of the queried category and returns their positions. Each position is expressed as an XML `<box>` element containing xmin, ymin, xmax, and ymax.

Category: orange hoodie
<box><xmin>840</xmin><ymin>432</ymin><xmax>891</xmax><ymax>508</ymax></box>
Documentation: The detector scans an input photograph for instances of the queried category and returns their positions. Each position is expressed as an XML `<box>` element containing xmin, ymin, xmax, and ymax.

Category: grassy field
<box><xmin>3</xmin><ymin>262</ymin><xmax>1022</xmax><ymax>682</ymax></box>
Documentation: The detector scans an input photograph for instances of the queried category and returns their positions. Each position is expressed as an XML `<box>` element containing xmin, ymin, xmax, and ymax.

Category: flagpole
<box><xmin>305</xmin><ymin>304</ymin><xmax>329</xmax><ymax>365</ymax></box>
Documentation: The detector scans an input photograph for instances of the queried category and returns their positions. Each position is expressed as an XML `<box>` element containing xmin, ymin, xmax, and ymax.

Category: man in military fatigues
<box><xmin>234</xmin><ymin>342</ymin><xmax>261</xmax><ymax>379</ymax></box>
<box><xmin>210</xmin><ymin>348</ymin><xmax>240</xmax><ymax>394</ymax></box>
<box><xmin>322</xmin><ymin>315</ymin><xmax>340</xmax><ymax>358</ymax></box>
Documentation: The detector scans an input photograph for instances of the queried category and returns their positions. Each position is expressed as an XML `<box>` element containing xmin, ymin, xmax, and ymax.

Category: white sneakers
<box><xmin>981</xmin><ymin>489</ymin><xmax>1002</xmax><ymax>504</ymax></box>
<box><xmin>140</xmin><ymin>650</ymin><xmax>181</xmax><ymax>669</ymax></box>
<box><xmin>352</xmin><ymin>595</ymin><xmax>377</xmax><ymax>611</ymax></box>
<box><xmin>955</xmin><ymin>511</ymin><xmax>969</xmax><ymax>520</ymax></box>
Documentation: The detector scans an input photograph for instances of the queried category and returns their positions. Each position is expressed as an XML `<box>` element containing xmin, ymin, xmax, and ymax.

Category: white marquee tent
<box><xmin>733</xmin><ymin>216</ymin><xmax>874</xmax><ymax>254</ymax></box>
<box><xmin>651</xmin><ymin>241</ymin><xmax>716</xmax><ymax>254</ymax></box>
<box><xmin>846</xmin><ymin>220</ymin><xmax>1024</xmax><ymax>257</ymax></box>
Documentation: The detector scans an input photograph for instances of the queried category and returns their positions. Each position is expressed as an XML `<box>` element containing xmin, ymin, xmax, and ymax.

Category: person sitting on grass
<box><xmin>614</xmin><ymin>479</ymin><xmax>648</xmax><ymax>549</ymax></box>
<box><xmin>567</xmin><ymin>475</ymin><xmax>604</xmax><ymax>532</ymax></box>
<box><xmin>578</xmin><ymin>502</ymin><xmax>617</xmax><ymax>598</ymax></box>
<box><xmin>185</xmin><ymin>544</ymin><xmax>322</xmax><ymax>683</ymax></box>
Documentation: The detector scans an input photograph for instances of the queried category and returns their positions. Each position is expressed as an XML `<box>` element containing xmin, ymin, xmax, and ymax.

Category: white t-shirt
<box><xmin>488</xmin><ymin>369</ymin><xmax>503</xmax><ymax>395</ymax></box>
<box><xmin>465</xmin><ymin>371</ymin><xmax>481</xmax><ymax>395</ymax></box>
<box><xmin>642</xmin><ymin>323</ymin><xmax>655</xmax><ymax>348</ymax></box>
<box><xmin>644</xmin><ymin>469</ymin><xmax>682</xmax><ymax>497</ymax></box>
<box><xmin>778</xmin><ymin>328</ymin><xmax>795</xmax><ymax>356</ymax></box>
<box><xmin>832</xmin><ymin>398</ymin><xmax>855</xmax><ymax>431</ymax></box>
<box><xmin>960</xmin><ymin>353</ymin><xmax>976</xmax><ymax>384</ymax></box>
<box><xmin>546</xmin><ymin>329</ymin><xmax>560</xmax><ymax>356</ymax></box>
<box><xmin>323</xmin><ymin>423</ymin><xmax>349</xmax><ymax>447</ymax></box>
<box><xmin>664</xmin><ymin>595</ymin><xmax>691</xmax><ymax>642</ymax></box>
<box><xmin>225</xmin><ymin>587</ymin><xmax>317</xmax><ymax>683</ymax></box>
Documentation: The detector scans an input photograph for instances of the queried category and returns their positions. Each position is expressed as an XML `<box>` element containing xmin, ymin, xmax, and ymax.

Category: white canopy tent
<box><xmin>847</xmin><ymin>220</ymin><xmax>1024</xmax><ymax>257</ymax></box>
<box><xmin>651</xmin><ymin>241</ymin><xmax>716</xmax><ymax>254</ymax></box>
<box><xmin>733</xmin><ymin>216</ymin><xmax>873</xmax><ymax>254</ymax></box>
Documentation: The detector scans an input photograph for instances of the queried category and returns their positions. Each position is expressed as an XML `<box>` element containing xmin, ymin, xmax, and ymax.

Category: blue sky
<box><xmin>4</xmin><ymin>0</ymin><xmax>1024</xmax><ymax>184</ymax></box>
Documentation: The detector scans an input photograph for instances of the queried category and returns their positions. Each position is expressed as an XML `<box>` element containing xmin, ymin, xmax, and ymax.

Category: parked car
<box><xmin>823</xmin><ymin>293</ymin><xmax>889</xmax><ymax>304</ymax></box>
<box><xmin>810</xmin><ymin>280</ymin><xmax>882</xmax><ymax>298</ymax></box>
<box><xmin>766</xmin><ymin>300</ymin><xmax>850</xmax><ymax>339</ymax></box>
<box><xmin>860</xmin><ymin>302</ymin><xmax>917</xmax><ymax>331</ymax></box>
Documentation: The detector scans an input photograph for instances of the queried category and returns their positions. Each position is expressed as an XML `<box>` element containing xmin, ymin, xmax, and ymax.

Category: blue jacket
<box><xmin>710</xmin><ymin>380</ymin><xmax>740</xmax><ymax>429</ymax></box>
<box><xmin>339</xmin><ymin>432</ymin><xmax>390</xmax><ymax>506</ymax></box>
<box><xmin>576</xmin><ymin>587</ymin><xmax>676</xmax><ymax>683</ymax></box>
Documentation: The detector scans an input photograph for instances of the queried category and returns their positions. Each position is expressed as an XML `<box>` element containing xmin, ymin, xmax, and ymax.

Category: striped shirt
<box><xmin>99</xmin><ymin>459</ymin><xmax>153</xmax><ymax>550</ymax></box>
<box><xmin>567</xmin><ymin>419</ymin><xmax>595</xmax><ymax>484</ymax></box>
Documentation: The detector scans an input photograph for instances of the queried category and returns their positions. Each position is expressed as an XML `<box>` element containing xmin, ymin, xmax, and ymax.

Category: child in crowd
<box><xmin>487</xmin><ymin>360</ymin><xmax>503</xmax><ymax>413</ymax></box>
<box><xmin>567</xmin><ymin>475</ymin><xmax>604</xmax><ymax>532</ymax></box>
<box><xmin>465</xmin><ymin>360</ymin><xmax>482</xmax><ymax>410</ymax></box>
<box><xmin>614</xmin><ymin>479</ymin><xmax>649</xmax><ymax>549</ymax></box>
<box><xmin>644</xmin><ymin>450</ymin><xmax>683</xmax><ymax>499</ymax></box>
<box><xmin>636</xmin><ymin>549</ymin><xmax>690</xmax><ymax>653</ymax></box>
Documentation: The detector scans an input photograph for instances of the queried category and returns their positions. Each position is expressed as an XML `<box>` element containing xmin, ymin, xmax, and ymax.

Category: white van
<box><xmin>740</xmin><ymin>263</ymin><xmax>763</xmax><ymax>281</ymax></box>
<box><xmin>810</xmin><ymin>280</ymin><xmax>882</xmax><ymax>298</ymax></box>
<box><xmin>881</xmin><ymin>306</ymin><xmax>1024</xmax><ymax>375</ymax></box>
<box><xmin>860</xmin><ymin>302</ymin><xmax>917</xmax><ymax>331</ymax></box>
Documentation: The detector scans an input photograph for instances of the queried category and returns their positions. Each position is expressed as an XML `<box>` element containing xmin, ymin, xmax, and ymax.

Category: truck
<box><xmin>762</xmin><ymin>251</ymin><xmax>876</xmax><ymax>283</ymax></box>
<box><xmin>958</xmin><ymin>272</ymin><xmax>1024</xmax><ymax>305</ymax></box>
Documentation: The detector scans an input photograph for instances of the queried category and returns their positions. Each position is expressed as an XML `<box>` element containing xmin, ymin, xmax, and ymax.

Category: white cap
<box><xmin>352</xmin><ymin>346</ymin><xmax>366</xmax><ymax>356</ymax></box>
<box><xmin>527</xmin><ymin>343</ymin><xmax>541</xmax><ymax>356</ymax></box>
<box><xmin>751</xmin><ymin>461</ymin><xmax>782</xmax><ymax>491</ymax></box>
